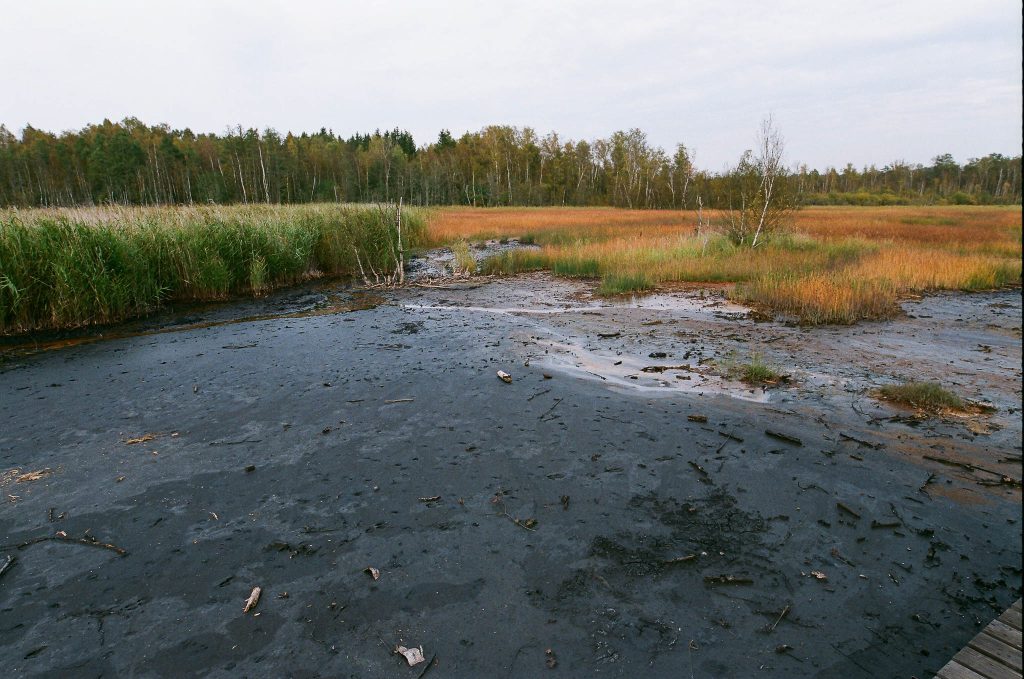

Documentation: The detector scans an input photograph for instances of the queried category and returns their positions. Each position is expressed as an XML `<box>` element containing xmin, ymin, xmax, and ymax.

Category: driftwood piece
<box><xmin>0</xmin><ymin>555</ymin><xmax>14</xmax><ymax>580</ymax></box>
<box><xmin>836</xmin><ymin>502</ymin><xmax>861</xmax><ymax>519</ymax></box>
<box><xmin>14</xmin><ymin>533</ymin><xmax>127</xmax><ymax>556</ymax></box>
<box><xmin>765</xmin><ymin>430</ymin><xmax>803</xmax><ymax>446</ymax></box>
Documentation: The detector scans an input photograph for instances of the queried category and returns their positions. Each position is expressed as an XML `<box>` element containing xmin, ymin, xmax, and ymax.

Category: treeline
<box><xmin>1</xmin><ymin>118</ymin><xmax>1019</xmax><ymax>208</ymax></box>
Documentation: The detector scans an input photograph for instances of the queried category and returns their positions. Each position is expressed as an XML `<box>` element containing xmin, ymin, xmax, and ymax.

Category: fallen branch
<box><xmin>538</xmin><ymin>398</ymin><xmax>562</xmax><ymax>420</ymax></box>
<box><xmin>765</xmin><ymin>430</ymin><xmax>802</xmax><ymax>446</ymax></box>
<box><xmin>13</xmin><ymin>533</ymin><xmax>127</xmax><ymax>557</ymax></box>
<box><xmin>839</xmin><ymin>432</ymin><xmax>884</xmax><ymax>449</ymax></box>
<box><xmin>704</xmin><ymin>574</ymin><xmax>753</xmax><ymax>586</ymax></box>
<box><xmin>767</xmin><ymin>605</ymin><xmax>790</xmax><ymax>633</ymax></box>
<box><xmin>835</xmin><ymin>502</ymin><xmax>861</xmax><ymax>520</ymax></box>
<box><xmin>923</xmin><ymin>454</ymin><xmax>1018</xmax><ymax>485</ymax></box>
<box><xmin>0</xmin><ymin>555</ymin><xmax>14</xmax><ymax>580</ymax></box>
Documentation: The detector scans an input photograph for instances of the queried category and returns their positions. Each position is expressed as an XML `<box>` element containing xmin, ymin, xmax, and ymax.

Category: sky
<box><xmin>1</xmin><ymin>0</ymin><xmax>1020</xmax><ymax>170</ymax></box>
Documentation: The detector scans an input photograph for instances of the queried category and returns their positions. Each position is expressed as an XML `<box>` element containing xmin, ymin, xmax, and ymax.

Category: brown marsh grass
<box><xmin>432</xmin><ymin>206</ymin><xmax>1021</xmax><ymax>324</ymax></box>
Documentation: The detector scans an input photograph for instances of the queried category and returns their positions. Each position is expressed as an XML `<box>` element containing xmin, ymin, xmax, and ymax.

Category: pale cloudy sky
<box><xmin>1</xmin><ymin>0</ymin><xmax>1020</xmax><ymax>169</ymax></box>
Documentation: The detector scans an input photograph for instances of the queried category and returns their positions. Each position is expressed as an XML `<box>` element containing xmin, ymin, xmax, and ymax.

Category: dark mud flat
<box><xmin>0</xmin><ymin>276</ymin><xmax>1020</xmax><ymax>678</ymax></box>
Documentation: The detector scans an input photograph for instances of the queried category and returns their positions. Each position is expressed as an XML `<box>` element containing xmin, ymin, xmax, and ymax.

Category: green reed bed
<box><xmin>0</xmin><ymin>204</ymin><xmax>426</xmax><ymax>333</ymax></box>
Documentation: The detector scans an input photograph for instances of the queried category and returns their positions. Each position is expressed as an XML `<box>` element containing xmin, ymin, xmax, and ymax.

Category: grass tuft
<box><xmin>451</xmin><ymin>240</ymin><xmax>477</xmax><ymax>274</ymax></box>
<box><xmin>877</xmin><ymin>381</ymin><xmax>964</xmax><ymax>411</ymax></box>
<box><xmin>597</xmin><ymin>273</ymin><xmax>654</xmax><ymax>295</ymax></box>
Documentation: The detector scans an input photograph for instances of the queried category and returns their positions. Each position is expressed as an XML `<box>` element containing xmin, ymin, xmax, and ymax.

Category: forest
<box><xmin>0</xmin><ymin>118</ymin><xmax>1020</xmax><ymax>208</ymax></box>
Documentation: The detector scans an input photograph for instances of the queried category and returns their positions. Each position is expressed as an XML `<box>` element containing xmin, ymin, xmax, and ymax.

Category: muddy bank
<box><xmin>0</xmin><ymin>273</ymin><xmax>1020</xmax><ymax>678</ymax></box>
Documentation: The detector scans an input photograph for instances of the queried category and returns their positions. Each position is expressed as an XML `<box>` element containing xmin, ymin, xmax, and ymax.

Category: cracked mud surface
<box><xmin>1</xmin><ymin>273</ymin><xmax>1020</xmax><ymax>678</ymax></box>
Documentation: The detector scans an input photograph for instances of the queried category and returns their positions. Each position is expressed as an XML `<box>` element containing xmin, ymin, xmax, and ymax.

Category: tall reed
<box><xmin>0</xmin><ymin>204</ymin><xmax>426</xmax><ymax>333</ymax></box>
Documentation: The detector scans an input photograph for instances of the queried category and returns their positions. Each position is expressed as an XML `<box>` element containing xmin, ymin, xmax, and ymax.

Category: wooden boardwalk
<box><xmin>936</xmin><ymin>599</ymin><xmax>1022</xmax><ymax>679</ymax></box>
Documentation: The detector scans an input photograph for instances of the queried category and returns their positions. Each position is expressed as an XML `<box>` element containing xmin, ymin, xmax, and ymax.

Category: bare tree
<box><xmin>750</xmin><ymin>115</ymin><xmax>786</xmax><ymax>248</ymax></box>
<box><xmin>722</xmin><ymin>116</ymin><xmax>797</xmax><ymax>247</ymax></box>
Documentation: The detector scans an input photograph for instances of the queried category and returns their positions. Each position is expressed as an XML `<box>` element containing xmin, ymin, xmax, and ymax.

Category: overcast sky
<box><xmin>1</xmin><ymin>0</ymin><xmax>1020</xmax><ymax>169</ymax></box>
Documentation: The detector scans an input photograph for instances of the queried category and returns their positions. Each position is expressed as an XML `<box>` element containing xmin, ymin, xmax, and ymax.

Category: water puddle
<box><xmin>402</xmin><ymin>291</ymin><xmax>771</xmax><ymax>401</ymax></box>
<box><xmin>531</xmin><ymin>337</ymin><xmax>771</xmax><ymax>402</ymax></box>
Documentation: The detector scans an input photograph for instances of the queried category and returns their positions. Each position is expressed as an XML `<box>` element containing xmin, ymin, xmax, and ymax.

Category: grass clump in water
<box><xmin>877</xmin><ymin>381</ymin><xmax>964</xmax><ymax>411</ymax></box>
<box><xmin>450</xmin><ymin>240</ymin><xmax>477</xmax><ymax>274</ymax></box>
<box><xmin>597</xmin><ymin>273</ymin><xmax>653</xmax><ymax>295</ymax></box>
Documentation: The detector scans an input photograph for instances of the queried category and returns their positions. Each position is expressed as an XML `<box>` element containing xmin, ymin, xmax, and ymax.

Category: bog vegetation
<box><xmin>451</xmin><ymin>205</ymin><xmax>1021</xmax><ymax>324</ymax></box>
<box><xmin>0</xmin><ymin>204</ymin><xmax>425</xmax><ymax>333</ymax></box>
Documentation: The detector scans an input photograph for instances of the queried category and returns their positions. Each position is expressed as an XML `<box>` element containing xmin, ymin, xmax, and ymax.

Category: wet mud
<box><xmin>0</xmin><ymin>269</ymin><xmax>1020</xmax><ymax>678</ymax></box>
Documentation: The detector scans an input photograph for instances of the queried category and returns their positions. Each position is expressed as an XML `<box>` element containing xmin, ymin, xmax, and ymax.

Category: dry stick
<box><xmin>836</xmin><ymin>502</ymin><xmax>861</xmax><ymax>519</ymax></box>
<box><xmin>416</xmin><ymin>654</ymin><xmax>438</xmax><ymax>679</ymax></box>
<box><xmin>922</xmin><ymin>454</ymin><xmax>1016</xmax><ymax>481</ymax></box>
<box><xmin>15</xmin><ymin>534</ymin><xmax>128</xmax><ymax>556</ymax></box>
<box><xmin>538</xmin><ymin>398</ymin><xmax>563</xmax><ymax>419</ymax></box>
<box><xmin>353</xmin><ymin>246</ymin><xmax>371</xmax><ymax>287</ymax></box>
<box><xmin>0</xmin><ymin>555</ymin><xmax>15</xmax><ymax>580</ymax></box>
<box><xmin>768</xmin><ymin>605</ymin><xmax>791</xmax><ymax>633</ymax></box>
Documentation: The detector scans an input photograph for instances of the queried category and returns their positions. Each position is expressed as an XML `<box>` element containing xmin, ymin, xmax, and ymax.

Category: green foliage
<box><xmin>0</xmin><ymin>204</ymin><xmax>426</xmax><ymax>333</ymax></box>
<box><xmin>0</xmin><ymin>119</ymin><xmax>1018</xmax><ymax>209</ymax></box>
<box><xmin>597</xmin><ymin>272</ymin><xmax>653</xmax><ymax>295</ymax></box>
<box><xmin>877</xmin><ymin>381</ymin><xmax>964</xmax><ymax>411</ymax></box>
<box><xmin>450</xmin><ymin>240</ymin><xmax>476</xmax><ymax>274</ymax></box>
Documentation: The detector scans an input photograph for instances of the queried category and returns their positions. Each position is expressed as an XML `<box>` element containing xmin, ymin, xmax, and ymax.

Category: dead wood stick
<box><xmin>835</xmin><ymin>502</ymin><xmax>861</xmax><ymax>520</ymax></box>
<box><xmin>839</xmin><ymin>432</ymin><xmax>884</xmax><ymax>449</ymax></box>
<box><xmin>922</xmin><ymin>454</ymin><xmax>1015</xmax><ymax>481</ymax></box>
<box><xmin>539</xmin><ymin>398</ymin><xmax>563</xmax><ymax>419</ymax></box>
<box><xmin>0</xmin><ymin>555</ymin><xmax>14</xmax><ymax>580</ymax></box>
<box><xmin>768</xmin><ymin>605</ymin><xmax>791</xmax><ymax>633</ymax></box>
<box><xmin>416</xmin><ymin>653</ymin><xmax>439</xmax><ymax>679</ymax></box>
<box><xmin>384</xmin><ymin>398</ymin><xmax>415</xmax><ymax>404</ymax></box>
<box><xmin>765</xmin><ymin>430</ymin><xmax>803</xmax><ymax>446</ymax></box>
<box><xmin>15</xmin><ymin>534</ymin><xmax>127</xmax><ymax>556</ymax></box>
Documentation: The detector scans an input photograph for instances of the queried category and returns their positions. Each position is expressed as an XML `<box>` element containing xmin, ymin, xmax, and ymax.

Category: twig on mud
<box><xmin>767</xmin><ymin>604</ymin><xmax>790</xmax><ymax>633</ymax></box>
<box><xmin>765</xmin><ymin>430</ymin><xmax>803</xmax><ymax>446</ymax></box>
<box><xmin>835</xmin><ymin>502</ymin><xmax>861</xmax><ymax>520</ymax></box>
<box><xmin>538</xmin><ymin>398</ymin><xmax>563</xmax><ymax>420</ymax></box>
<box><xmin>490</xmin><ymin>491</ymin><xmax>538</xmax><ymax>531</ymax></box>
<box><xmin>384</xmin><ymin>398</ymin><xmax>415</xmax><ymax>404</ymax></box>
<box><xmin>688</xmin><ymin>461</ymin><xmax>711</xmax><ymax>483</ymax></box>
<box><xmin>11</xmin><ymin>533</ymin><xmax>128</xmax><ymax>556</ymax></box>
<box><xmin>0</xmin><ymin>554</ymin><xmax>15</xmax><ymax>580</ymax></box>
<box><xmin>922</xmin><ymin>454</ymin><xmax>1020</xmax><ymax>486</ymax></box>
<box><xmin>839</xmin><ymin>432</ymin><xmax>884</xmax><ymax>449</ymax></box>
<box><xmin>417</xmin><ymin>653</ymin><xmax>439</xmax><ymax>679</ymax></box>
<box><xmin>704</xmin><ymin>574</ymin><xmax>753</xmax><ymax>585</ymax></box>
<box><xmin>526</xmin><ymin>388</ymin><xmax>551</xmax><ymax>402</ymax></box>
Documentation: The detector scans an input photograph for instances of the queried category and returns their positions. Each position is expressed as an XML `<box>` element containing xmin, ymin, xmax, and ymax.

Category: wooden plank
<box><xmin>998</xmin><ymin>607</ymin><xmax>1022</xmax><ymax>632</ymax></box>
<box><xmin>970</xmin><ymin>631</ymin><xmax>1023</xmax><ymax>671</ymax></box>
<box><xmin>936</xmin><ymin>659</ymin><xmax>991</xmax><ymax>679</ymax></box>
<box><xmin>985</xmin><ymin>620</ymin><xmax>1023</xmax><ymax>651</ymax></box>
<box><xmin>951</xmin><ymin>646</ymin><xmax>1020</xmax><ymax>679</ymax></box>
